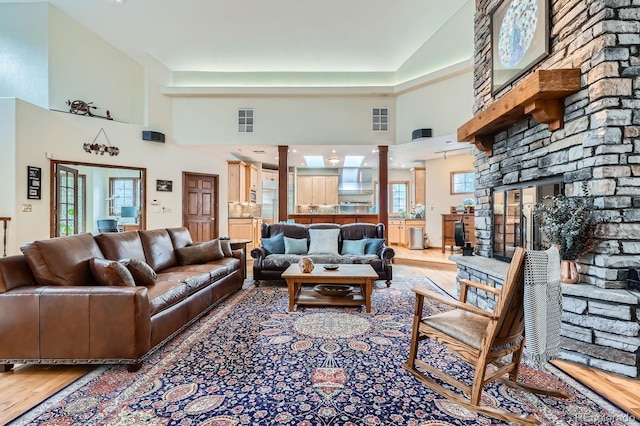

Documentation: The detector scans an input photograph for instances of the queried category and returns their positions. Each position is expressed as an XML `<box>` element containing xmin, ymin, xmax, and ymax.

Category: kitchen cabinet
<box><xmin>229</xmin><ymin>217</ymin><xmax>263</xmax><ymax>250</ymax></box>
<box><xmin>388</xmin><ymin>219</ymin><xmax>424</xmax><ymax>246</ymax></box>
<box><xmin>441</xmin><ymin>212</ymin><xmax>475</xmax><ymax>252</ymax></box>
<box><xmin>288</xmin><ymin>214</ymin><xmax>378</xmax><ymax>225</ymax></box>
<box><xmin>388</xmin><ymin>219</ymin><xmax>404</xmax><ymax>245</ymax></box>
<box><xmin>262</xmin><ymin>169</ymin><xmax>278</xmax><ymax>183</ymax></box>
<box><xmin>296</xmin><ymin>175</ymin><xmax>339</xmax><ymax>206</ymax></box>
<box><xmin>228</xmin><ymin>161</ymin><xmax>247</xmax><ymax>203</ymax></box>
<box><xmin>410</xmin><ymin>167</ymin><xmax>426</xmax><ymax>207</ymax></box>
<box><xmin>247</xmin><ymin>164</ymin><xmax>258</xmax><ymax>190</ymax></box>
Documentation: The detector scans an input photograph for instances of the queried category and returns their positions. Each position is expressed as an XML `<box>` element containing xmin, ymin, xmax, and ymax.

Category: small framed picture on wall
<box><xmin>156</xmin><ymin>180</ymin><xmax>173</xmax><ymax>192</ymax></box>
<box><xmin>27</xmin><ymin>166</ymin><xmax>41</xmax><ymax>200</ymax></box>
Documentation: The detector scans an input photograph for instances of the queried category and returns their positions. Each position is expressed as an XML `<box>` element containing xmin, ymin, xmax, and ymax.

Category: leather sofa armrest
<box><xmin>0</xmin><ymin>286</ymin><xmax>151</xmax><ymax>361</ymax></box>
<box><xmin>231</xmin><ymin>248</ymin><xmax>245</xmax><ymax>266</ymax></box>
<box><xmin>251</xmin><ymin>247</ymin><xmax>268</xmax><ymax>260</ymax></box>
<box><xmin>379</xmin><ymin>246</ymin><xmax>395</xmax><ymax>263</ymax></box>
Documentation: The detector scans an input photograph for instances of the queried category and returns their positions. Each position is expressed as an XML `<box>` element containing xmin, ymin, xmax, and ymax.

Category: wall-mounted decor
<box><xmin>82</xmin><ymin>127</ymin><xmax>120</xmax><ymax>156</ymax></box>
<box><xmin>27</xmin><ymin>166</ymin><xmax>41</xmax><ymax>200</ymax></box>
<box><xmin>156</xmin><ymin>180</ymin><xmax>173</xmax><ymax>192</ymax></box>
<box><xmin>67</xmin><ymin>99</ymin><xmax>113</xmax><ymax>120</ymax></box>
<box><xmin>491</xmin><ymin>0</ymin><xmax>549</xmax><ymax>94</ymax></box>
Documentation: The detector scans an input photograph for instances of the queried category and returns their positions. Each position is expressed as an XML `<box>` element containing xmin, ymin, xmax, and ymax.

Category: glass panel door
<box><xmin>57</xmin><ymin>165</ymin><xmax>79</xmax><ymax>236</ymax></box>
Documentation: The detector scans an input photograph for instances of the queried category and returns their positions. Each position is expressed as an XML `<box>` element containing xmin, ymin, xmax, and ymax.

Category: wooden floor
<box><xmin>0</xmin><ymin>247</ymin><xmax>637</xmax><ymax>424</ymax></box>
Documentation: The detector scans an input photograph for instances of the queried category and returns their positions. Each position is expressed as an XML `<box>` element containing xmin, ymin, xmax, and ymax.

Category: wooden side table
<box><xmin>230</xmin><ymin>239</ymin><xmax>251</xmax><ymax>279</ymax></box>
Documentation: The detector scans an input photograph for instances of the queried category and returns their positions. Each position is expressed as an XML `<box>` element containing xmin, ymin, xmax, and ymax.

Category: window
<box><xmin>238</xmin><ymin>108</ymin><xmax>254</xmax><ymax>133</ymax></box>
<box><xmin>372</xmin><ymin>107</ymin><xmax>388</xmax><ymax>132</ymax></box>
<box><xmin>389</xmin><ymin>182</ymin><xmax>408</xmax><ymax>214</ymax></box>
<box><xmin>451</xmin><ymin>171</ymin><xmax>475</xmax><ymax>194</ymax></box>
<box><xmin>109</xmin><ymin>178</ymin><xmax>141</xmax><ymax>215</ymax></box>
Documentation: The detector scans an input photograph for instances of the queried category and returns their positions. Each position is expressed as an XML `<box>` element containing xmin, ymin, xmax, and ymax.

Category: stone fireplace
<box><xmin>453</xmin><ymin>0</ymin><xmax>640</xmax><ymax>378</ymax></box>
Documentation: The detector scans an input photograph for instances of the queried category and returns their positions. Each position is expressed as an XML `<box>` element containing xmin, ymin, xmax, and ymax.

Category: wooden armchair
<box><xmin>403</xmin><ymin>247</ymin><xmax>569</xmax><ymax>425</ymax></box>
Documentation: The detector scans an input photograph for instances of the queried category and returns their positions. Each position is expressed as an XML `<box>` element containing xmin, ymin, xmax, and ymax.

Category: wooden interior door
<box><xmin>183</xmin><ymin>172</ymin><xmax>218</xmax><ymax>242</ymax></box>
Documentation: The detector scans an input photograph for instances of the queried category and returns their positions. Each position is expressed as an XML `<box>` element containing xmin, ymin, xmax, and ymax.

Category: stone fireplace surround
<box><xmin>454</xmin><ymin>0</ymin><xmax>640</xmax><ymax>378</ymax></box>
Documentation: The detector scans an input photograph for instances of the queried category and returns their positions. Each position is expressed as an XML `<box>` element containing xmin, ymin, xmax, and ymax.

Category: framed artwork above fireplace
<box><xmin>491</xmin><ymin>0</ymin><xmax>550</xmax><ymax>94</ymax></box>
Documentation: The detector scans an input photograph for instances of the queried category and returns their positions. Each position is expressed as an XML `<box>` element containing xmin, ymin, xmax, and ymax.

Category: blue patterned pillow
<box><xmin>364</xmin><ymin>238</ymin><xmax>385</xmax><ymax>255</ymax></box>
<box><xmin>262</xmin><ymin>233</ymin><xmax>285</xmax><ymax>254</ymax></box>
<box><xmin>341</xmin><ymin>239</ymin><xmax>367</xmax><ymax>255</ymax></box>
<box><xmin>284</xmin><ymin>236</ymin><xmax>308</xmax><ymax>255</ymax></box>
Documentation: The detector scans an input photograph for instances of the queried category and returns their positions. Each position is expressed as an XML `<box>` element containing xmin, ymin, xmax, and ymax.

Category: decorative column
<box><xmin>377</xmin><ymin>146</ymin><xmax>388</xmax><ymax>230</ymax></box>
<box><xmin>278</xmin><ymin>145</ymin><xmax>288</xmax><ymax>222</ymax></box>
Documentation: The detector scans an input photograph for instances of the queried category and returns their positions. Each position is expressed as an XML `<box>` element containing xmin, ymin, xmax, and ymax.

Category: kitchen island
<box><xmin>287</xmin><ymin>213</ymin><xmax>379</xmax><ymax>225</ymax></box>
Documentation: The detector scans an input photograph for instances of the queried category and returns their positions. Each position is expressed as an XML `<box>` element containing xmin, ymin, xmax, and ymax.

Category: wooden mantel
<box><xmin>457</xmin><ymin>69</ymin><xmax>581</xmax><ymax>156</ymax></box>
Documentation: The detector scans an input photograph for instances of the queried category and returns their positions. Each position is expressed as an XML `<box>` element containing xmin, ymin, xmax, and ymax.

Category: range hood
<box><xmin>338</xmin><ymin>168</ymin><xmax>373</xmax><ymax>195</ymax></box>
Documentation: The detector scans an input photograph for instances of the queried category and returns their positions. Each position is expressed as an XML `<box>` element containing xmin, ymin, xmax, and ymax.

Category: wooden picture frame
<box><xmin>491</xmin><ymin>0</ymin><xmax>549</xmax><ymax>94</ymax></box>
<box><xmin>156</xmin><ymin>179</ymin><xmax>173</xmax><ymax>192</ymax></box>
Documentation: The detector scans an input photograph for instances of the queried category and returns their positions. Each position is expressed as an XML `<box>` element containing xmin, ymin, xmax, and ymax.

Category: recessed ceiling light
<box><xmin>363</xmin><ymin>162</ymin><xmax>368</xmax><ymax>166</ymax></box>
<box><xmin>389</xmin><ymin>157</ymin><xmax>394</xmax><ymax>160</ymax></box>
<box><xmin>331</xmin><ymin>149</ymin><xmax>336</xmax><ymax>153</ymax></box>
<box><xmin>292</xmin><ymin>149</ymin><xmax>298</xmax><ymax>153</ymax></box>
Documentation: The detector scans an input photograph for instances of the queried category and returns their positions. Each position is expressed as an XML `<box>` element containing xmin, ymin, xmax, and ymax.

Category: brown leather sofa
<box><xmin>251</xmin><ymin>222</ymin><xmax>395</xmax><ymax>286</ymax></box>
<box><xmin>0</xmin><ymin>228</ymin><xmax>243</xmax><ymax>372</ymax></box>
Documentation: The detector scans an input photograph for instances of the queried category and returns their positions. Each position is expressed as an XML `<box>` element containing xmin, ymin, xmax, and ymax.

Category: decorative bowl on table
<box><xmin>323</xmin><ymin>264</ymin><xmax>340</xmax><ymax>271</ymax></box>
<box><xmin>313</xmin><ymin>284</ymin><xmax>354</xmax><ymax>297</ymax></box>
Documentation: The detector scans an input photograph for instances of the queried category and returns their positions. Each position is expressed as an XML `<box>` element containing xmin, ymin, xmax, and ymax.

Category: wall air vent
<box><xmin>372</xmin><ymin>107</ymin><xmax>388</xmax><ymax>132</ymax></box>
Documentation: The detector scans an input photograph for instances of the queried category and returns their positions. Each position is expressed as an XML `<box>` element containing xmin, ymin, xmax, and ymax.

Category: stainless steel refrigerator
<box><xmin>262</xmin><ymin>180</ymin><xmax>278</xmax><ymax>224</ymax></box>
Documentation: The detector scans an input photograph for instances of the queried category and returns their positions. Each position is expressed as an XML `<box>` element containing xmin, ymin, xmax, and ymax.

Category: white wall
<box><xmin>5</xmin><ymin>99</ymin><xmax>230</xmax><ymax>255</ymax></box>
<box><xmin>395</xmin><ymin>71</ymin><xmax>474</xmax><ymax>141</ymax></box>
<box><xmin>48</xmin><ymin>5</ymin><xmax>144</xmax><ymax>124</ymax></box>
<box><xmin>0</xmin><ymin>99</ymin><xmax>18</xmax><ymax>254</ymax></box>
<box><xmin>424</xmin><ymin>152</ymin><xmax>475</xmax><ymax>248</ymax></box>
<box><xmin>0</xmin><ymin>3</ymin><xmax>49</xmax><ymax>109</ymax></box>
<box><xmin>396</xmin><ymin>1</ymin><xmax>474</xmax><ymax>83</ymax></box>
<box><xmin>172</xmin><ymin>96</ymin><xmax>396</xmax><ymax>146</ymax></box>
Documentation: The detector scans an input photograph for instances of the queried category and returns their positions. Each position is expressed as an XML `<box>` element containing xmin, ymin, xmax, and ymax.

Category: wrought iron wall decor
<box><xmin>83</xmin><ymin>128</ymin><xmax>120</xmax><ymax>156</ymax></box>
<box><xmin>67</xmin><ymin>99</ymin><xmax>113</xmax><ymax>120</ymax></box>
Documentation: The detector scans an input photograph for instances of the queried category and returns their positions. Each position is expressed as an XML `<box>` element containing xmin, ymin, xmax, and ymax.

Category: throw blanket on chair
<box><xmin>523</xmin><ymin>247</ymin><xmax>562</xmax><ymax>368</ymax></box>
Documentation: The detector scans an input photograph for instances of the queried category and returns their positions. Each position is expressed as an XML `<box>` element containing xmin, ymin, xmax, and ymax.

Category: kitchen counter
<box><xmin>287</xmin><ymin>213</ymin><xmax>379</xmax><ymax>225</ymax></box>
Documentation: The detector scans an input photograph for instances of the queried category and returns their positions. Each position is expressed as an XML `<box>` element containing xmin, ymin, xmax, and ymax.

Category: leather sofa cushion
<box><xmin>265</xmin><ymin>223</ymin><xmax>308</xmax><ymax>239</ymax></box>
<box><xmin>167</xmin><ymin>227</ymin><xmax>193</xmax><ymax>249</ymax></box>
<box><xmin>175</xmin><ymin>239</ymin><xmax>223</xmax><ymax>265</ymax></box>
<box><xmin>90</xmin><ymin>258</ymin><xmax>136</xmax><ymax>287</ymax></box>
<box><xmin>139</xmin><ymin>229</ymin><xmax>177</xmax><ymax>272</ymax></box>
<box><xmin>95</xmin><ymin>231</ymin><xmax>146</xmax><ymax>261</ymax></box>
<box><xmin>0</xmin><ymin>255</ymin><xmax>38</xmax><ymax>293</ymax></box>
<box><xmin>121</xmin><ymin>258</ymin><xmax>157</xmax><ymax>285</ymax></box>
<box><xmin>146</xmin><ymin>278</ymin><xmax>190</xmax><ymax>316</ymax></box>
<box><xmin>340</xmin><ymin>223</ymin><xmax>381</xmax><ymax>240</ymax></box>
<box><xmin>20</xmin><ymin>233</ymin><xmax>104</xmax><ymax>286</ymax></box>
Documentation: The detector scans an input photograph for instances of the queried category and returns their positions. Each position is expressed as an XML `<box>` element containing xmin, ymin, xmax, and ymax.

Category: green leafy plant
<box><xmin>533</xmin><ymin>184</ymin><xmax>595</xmax><ymax>260</ymax></box>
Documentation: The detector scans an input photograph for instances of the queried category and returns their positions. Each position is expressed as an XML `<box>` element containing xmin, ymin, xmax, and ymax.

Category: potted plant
<box><xmin>533</xmin><ymin>185</ymin><xmax>595</xmax><ymax>283</ymax></box>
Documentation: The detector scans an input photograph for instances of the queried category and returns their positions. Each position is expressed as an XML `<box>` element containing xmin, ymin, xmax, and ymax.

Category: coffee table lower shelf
<box><xmin>294</xmin><ymin>291</ymin><xmax>365</xmax><ymax>307</ymax></box>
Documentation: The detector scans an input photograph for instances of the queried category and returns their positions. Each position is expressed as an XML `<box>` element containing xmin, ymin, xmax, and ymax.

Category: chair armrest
<box><xmin>459</xmin><ymin>279</ymin><xmax>502</xmax><ymax>295</ymax></box>
<box><xmin>411</xmin><ymin>286</ymin><xmax>498</xmax><ymax>319</ymax></box>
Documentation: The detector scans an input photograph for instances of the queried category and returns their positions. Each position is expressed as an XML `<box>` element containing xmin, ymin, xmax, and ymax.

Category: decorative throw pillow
<box><xmin>284</xmin><ymin>236</ymin><xmax>308</xmax><ymax>255</ymax></box>
<box><xmin>175</xmin><ymin>239</ymin><xmax>224</xmax><ymax>265</ymax></box>
<box><xmin>120</xmin><ymin>258</ymin><xmax>157</xmax><ymax>286</ymax></box>
<box><xmin>262</xmin><ymin>233</ymin><xmax>285</xmax><ymax>254</ymax></box>
<box><xmin>341</xmin><ymin>238</ymin><xmax>367</xmax><ymax>255</ymax></box>
<box><xmin>89</xmin><ymin>257</ymin><xmax>136</xmax><ymax>287</ymax></box>
<box><xmin>220</xmin><ymin>239</ymin><xmax>233</xmax><ymax>257</ymax></box>
<box><xmin>364</xmin><ymin>238</ymin><xmax>385</xmax><ymax>255</ymax></box>
<box><xmin>308</xmin><ymin>229</ymin><xmax>340</xmax><ymax>255</ymax></box>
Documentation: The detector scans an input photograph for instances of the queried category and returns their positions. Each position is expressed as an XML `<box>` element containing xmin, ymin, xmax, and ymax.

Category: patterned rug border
<box><xmin>8</xmin><ymin>277</ymin><xmax>639</xmax><ymax>426</ymax></box>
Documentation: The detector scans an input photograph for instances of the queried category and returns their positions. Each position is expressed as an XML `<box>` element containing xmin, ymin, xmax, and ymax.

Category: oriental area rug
<box><xmin>10</xmin><ymin>279</ymin><xmax>636</xmax><ymax>426</ymax></box>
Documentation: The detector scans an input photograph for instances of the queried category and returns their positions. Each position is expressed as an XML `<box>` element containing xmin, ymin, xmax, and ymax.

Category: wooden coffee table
<box><xmin>282</xmin><ymin>264</ymin><xmax>378</xmax><ymax>313</ymax></box>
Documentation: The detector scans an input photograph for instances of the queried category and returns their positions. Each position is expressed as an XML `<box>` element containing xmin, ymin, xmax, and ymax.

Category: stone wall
<box><xmin>467</xmin><ymin>0</ymin><xmax>640</xmax><ymax>377</ymax></box>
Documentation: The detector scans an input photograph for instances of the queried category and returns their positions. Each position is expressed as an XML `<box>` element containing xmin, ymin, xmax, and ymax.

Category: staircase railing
<box><xmin>1</xmin><ymin>217</ymin><xmax>10</xmax><ymax>257</ymax></box>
